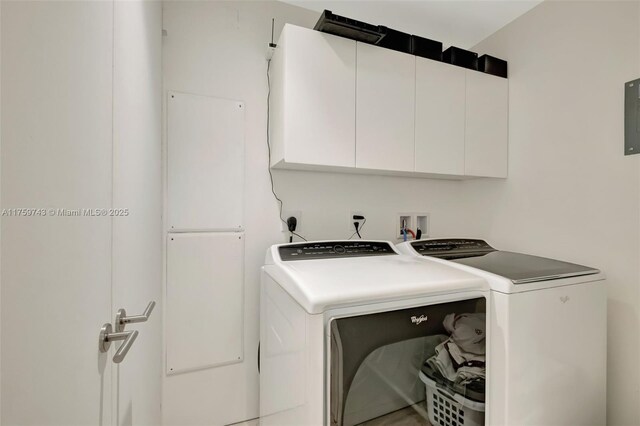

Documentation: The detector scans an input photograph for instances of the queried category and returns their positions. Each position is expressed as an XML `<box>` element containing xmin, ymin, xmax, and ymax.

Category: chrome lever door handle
<box><xmin>112</xmin><ymin>330</ymin><xmax>138</xmax><ymax>363</ymax></box>
<box><xmin>115</xmin><ymin>301</ymin><xmax>155</xmax><ymax>332</ymax></box>
<box><xmin>99</xmin><ymin>323</ymin><xmax>139</xmax><ymax>364</ymax></box>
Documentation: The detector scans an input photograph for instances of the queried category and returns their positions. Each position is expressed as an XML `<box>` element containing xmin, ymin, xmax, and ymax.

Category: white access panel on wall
<box><xmin>166</xmin><ymin>232</ymin><xmax>244</xmax><ymax>374</ymax></box>
<box><xmin>167</xmin><ymin>92</ymin><xmax>244</xmax><ymax>231</ymax></box>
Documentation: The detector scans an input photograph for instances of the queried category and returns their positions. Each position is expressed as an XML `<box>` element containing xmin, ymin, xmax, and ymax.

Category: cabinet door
<box><xmin>415</xmin><ymin>58</ymin><xmax>466</xmax><ymax>175</ymax></box>
<box><xmin>280</xmin><ymin>25</ymin><xmax>356</xmax><ymax>167</ymax></box>
<box><xmin>356</xmin><ymin>42</ymin><xmax>415</xmax><ymax>172</ymax></box>
<box><xmin>465</xmin><ymin>71</ymin><xmax>508</xmax><ymax>177</ymax></box>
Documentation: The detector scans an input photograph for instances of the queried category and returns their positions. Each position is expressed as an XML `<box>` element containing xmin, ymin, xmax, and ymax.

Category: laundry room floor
<box><xmin>359</xmin><ymin>402</ymin><xmax>430</xmax><ymax>426</ymax></box>
<box><xmin>230</xmin><ymin>403</ymin><xmax>431</xmax><ymax>426</ymax></box>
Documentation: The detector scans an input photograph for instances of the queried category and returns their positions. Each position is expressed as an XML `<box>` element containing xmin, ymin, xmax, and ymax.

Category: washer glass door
<box><xmin>330</xmin><ymin>298</ymin><xmax>487</xmax><ymax>426</ymax></box>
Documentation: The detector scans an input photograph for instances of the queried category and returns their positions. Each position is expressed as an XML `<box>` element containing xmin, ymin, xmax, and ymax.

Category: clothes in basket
<box><xmin>426</xmin><ymin>313</ymin><xmax>486</xmax><ymax>385</ymax></box>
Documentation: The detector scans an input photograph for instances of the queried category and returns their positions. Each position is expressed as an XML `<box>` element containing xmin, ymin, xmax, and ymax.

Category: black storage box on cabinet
<box><xmin>443</xmin><ymin>46</ymin><xmax>478</xmax><ymax>70</ymax></box>
<box><xmin>478</xmin><ymin>54</ymin><xmax>508</xmax><ymax>78</ymax></box>
<box><xmin>375</xmin><ymin>26</ymin><xmax>412</xmax><ymax>54</ymax></box>
<box><xmin>313</xmin><ymin>10</ymin><xmax>385</xmax><ymax>44</ymax></box>
<box><xmin>411</xmin><ymin>35</ymin><xmax>443</xmax><ymax>61</ymax></box>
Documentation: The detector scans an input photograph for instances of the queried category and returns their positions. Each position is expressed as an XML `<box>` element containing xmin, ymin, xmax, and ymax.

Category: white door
<box><xmin>1</xmin><ymin>1</ymin><xmax>162</xmax><ymax>424</ymax></box>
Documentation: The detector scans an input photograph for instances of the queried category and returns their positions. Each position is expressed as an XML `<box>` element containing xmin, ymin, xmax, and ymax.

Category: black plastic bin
<box><xmin>411</xmin><ymin>35</ymin><xmax>443</xmax><ymax>61</ymax></box>
<box><xmin>376</xmin><ymin>26</ymin><xmax>412</xmax><ymax>54</ymax></box>
<box><xmin>313</xmin><ymin>10</ymin><xmax>385</xmax><ymax>44</ymax></box>
<box><xmin>443</xmin><ymin>46</ymin><xmax>479</xmax><ymax>70</ymax></box>
<box><xmin>478</xmin><ymin>54</ymin><xmax>508</xmax><ymax>78</ymax></box>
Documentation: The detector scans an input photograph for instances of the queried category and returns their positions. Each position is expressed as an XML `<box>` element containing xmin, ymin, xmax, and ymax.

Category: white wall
<box><xmin>468</xmin><ymin>2</ymin><xmax>640</xmax><ymax>424</ymax></box>
<box><xmin>164</xmin><ymin>1</ymin><xmax>640</xmax><ymax>424</ymax></box>
<box><xmin>162</xmin><ymin>1</ymin><xmax>484</xmax><ymax>424</ymax></box>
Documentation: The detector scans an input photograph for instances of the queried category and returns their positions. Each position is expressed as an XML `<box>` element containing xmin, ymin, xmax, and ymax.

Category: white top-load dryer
<box><xmin>397</xmin><ymin>238</ymin><xmax>607</xmax><ymax>426</ymax></box>
<box><xmin>260</xmin><ymin>240</ymin><xmax>490</xmax><ymax>426</ymax></box>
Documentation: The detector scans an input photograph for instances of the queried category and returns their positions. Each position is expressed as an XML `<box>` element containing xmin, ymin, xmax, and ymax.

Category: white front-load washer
<box><xmin>259</xmin><ymin>240</ymin><xmax>490</xmax><ymax>426</ymax></box>
<box><xmin>397</xmin><ymin>238</ymin><xmax>607</xmax><ymax>426</ymax></box>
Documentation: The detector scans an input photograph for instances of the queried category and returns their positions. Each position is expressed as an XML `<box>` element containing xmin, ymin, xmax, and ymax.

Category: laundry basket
<box><xmin>419</xmin><ymin>370</ymin><xmax>485</xmax><ymax>426</ymax></box>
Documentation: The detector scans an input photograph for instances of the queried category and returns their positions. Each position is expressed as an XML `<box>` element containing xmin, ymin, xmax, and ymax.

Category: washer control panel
<box><xmin>411</xmin><ymin>239</ymin><xmax>495</xmax><ymax>259</ymax></box>
<box><xmin>279</xmin><ymin>241</ymin><xmax>396</xmax><ymax>261</ymax></box>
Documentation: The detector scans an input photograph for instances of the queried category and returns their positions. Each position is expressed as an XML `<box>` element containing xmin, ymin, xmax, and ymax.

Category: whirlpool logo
<box><xmin>411</xmin><ymin>315</ymin><xmax>428</xmax><ymax>325</ymax></box>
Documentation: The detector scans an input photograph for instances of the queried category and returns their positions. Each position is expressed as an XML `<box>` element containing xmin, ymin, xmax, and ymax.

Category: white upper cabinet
<box><xmin>270</xmin><ymin>24</ymin><xmax>356</xmax><ymax>168</ymax></box>
<box><xmin>465</xmin><ymin>70</ymin><xmax>509</xmax><ymax>178</ymax></box>
<box><xmin>356</xmin><ymin>42</ymin><xmax>416</xmax><ymax>172</ymax></box>
<box><xmin>415</xmin><ymin>58</ymin><xmax>466</xmax><ymax>175</ymax></box>
<box><xmin>270</xmin><ymin>25</ymin><xmax>508</xmax><ymax>179</ymax></box>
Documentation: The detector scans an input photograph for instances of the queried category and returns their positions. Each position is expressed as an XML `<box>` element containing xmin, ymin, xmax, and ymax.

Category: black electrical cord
<box><xmin>349</xmin><ymin>218</ymin><xmax>366</xmax><ymax>240</ymax></box>
<box><xmin>292</xmin><ymin>231</ymin><xmax>306</xmax><ymax>241</ymax></box>
<box><xmin>266</xmin><ymin>58</ymin><xmax>307</xmax><ymax>242</ymax></box>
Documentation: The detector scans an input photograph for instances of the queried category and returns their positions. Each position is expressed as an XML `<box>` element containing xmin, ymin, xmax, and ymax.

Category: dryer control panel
<box><xmin>411</xmin><ymin>239</ymin><xmax>495</xmax><ymax>259</ymax></box>
<box><xmin>279</xmin><ymin>241</ymin><xmax>396</xmax><ymax>261</ymax></box>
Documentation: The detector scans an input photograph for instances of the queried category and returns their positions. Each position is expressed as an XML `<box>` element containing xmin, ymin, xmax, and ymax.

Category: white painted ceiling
<box><xmin>282</xmin><ymin>0</ymin><xmax>542</xmax><ymax>48</ymax></box>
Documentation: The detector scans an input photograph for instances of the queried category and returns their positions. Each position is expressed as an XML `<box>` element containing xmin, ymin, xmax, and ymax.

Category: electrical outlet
<box><xmin>281</xmin><ymin>210</ymin><xmax>302</xmax><ymax>233</ymax></box>
<box><xmin>348</xmin><ymin>211</ymin><xmax>366</xmax><ymax>233</ymax></box>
